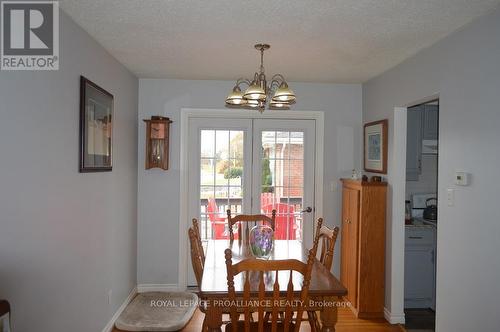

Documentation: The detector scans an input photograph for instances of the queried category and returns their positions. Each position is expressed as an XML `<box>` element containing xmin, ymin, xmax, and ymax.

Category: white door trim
<box><xmin>388</xmin><ymin>93</ymin><xmax>440</xmax><ymax>324</ymax></box>
<box><xmin>178</xmin><ymin>108</ymin><xmax>325</xmax><ymax>290</ymax></box>
<box><xmin>387</xmin><ymin>107</ymin><xmax>408</xmax><ymax>324</ymax></box>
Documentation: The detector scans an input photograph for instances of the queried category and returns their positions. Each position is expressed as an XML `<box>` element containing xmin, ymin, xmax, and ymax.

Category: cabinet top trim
<box><xmin>340</xmin><ymin>178</ymin><xmax>388</xmax><ymax>187</ymax></box>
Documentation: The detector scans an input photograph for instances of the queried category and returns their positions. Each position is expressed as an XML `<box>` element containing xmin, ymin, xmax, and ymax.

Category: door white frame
<box><xmin>178</xmin><ymin>108</ymin><xmax>325</xmax><ymax>290</ymax></box>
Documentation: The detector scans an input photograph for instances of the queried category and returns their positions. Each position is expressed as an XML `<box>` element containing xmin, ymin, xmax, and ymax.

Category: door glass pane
<box><xmin>260</xmin><ymin>130</ymin><xmax>304</xmax><ymax>240</ymax></box>
<box><xmin>199</xmin><ymin>129</ymin><xmax>244</xmax><ymax>240</ymax></box>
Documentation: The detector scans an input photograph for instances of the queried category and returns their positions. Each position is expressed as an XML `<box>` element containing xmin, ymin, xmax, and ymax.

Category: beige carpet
<box><xmin>115</xmin><ymin>292</ymin><xmax>198</xmax><ymax>331</ymax></box>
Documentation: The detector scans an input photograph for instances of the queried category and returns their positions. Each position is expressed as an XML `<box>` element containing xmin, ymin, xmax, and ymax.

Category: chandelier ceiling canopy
<box><xmin>225</xmin><ymin>44</ymin><xmax>296</xmax><ymax>112</ymax></box>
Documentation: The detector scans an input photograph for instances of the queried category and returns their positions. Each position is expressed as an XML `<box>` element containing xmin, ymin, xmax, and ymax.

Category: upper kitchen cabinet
<box><xmin>406</xmin><ymin>106</ymin><xmax>423</xmax><ymax>181</ymax></box>
<box><xmin>422</xmin><ymin>104</ymin><xmax>439</xmax><ymax>140</ymax></box>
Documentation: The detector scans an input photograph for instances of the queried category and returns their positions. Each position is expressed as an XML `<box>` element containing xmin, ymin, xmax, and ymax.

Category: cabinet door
<box><xmin>404</xmin><ymin>246</ymin><xmax>435</xmax><ymax>307</ymax></box>
<box><xmin>422</xmin><ymin>105</ymin><xmax>439</xmax><ymax>140</ymax></box>
<box><xmin>406</xmin><ymin>106</ymin><xmax>423</xmax><ymax>181</ymax></box>
<box><xmin>341</xmin><ymin>187</ymin><xmax>359</xmax><ymax>306</ymax></box>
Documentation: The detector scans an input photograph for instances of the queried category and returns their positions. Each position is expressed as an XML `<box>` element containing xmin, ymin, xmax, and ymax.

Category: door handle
<box><xmin>301</xmin><ymin>206</ymin><xmax>313</xmax><ymax>213</ymax></box>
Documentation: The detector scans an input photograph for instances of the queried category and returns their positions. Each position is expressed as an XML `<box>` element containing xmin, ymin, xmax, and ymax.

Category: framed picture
<box><xmin>79</xmin><ymin>76</ymin><xmax>113</xmax><ymax>172</ymax></box>
<box><xmin>364</xmin><ymin>119</ymin><xmax>388</xmax><ymax>174</ymax></box>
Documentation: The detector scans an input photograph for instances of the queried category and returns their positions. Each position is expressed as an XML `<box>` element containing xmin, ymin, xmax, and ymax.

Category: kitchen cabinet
<box><xmin>422</xmin><ymin>105</ymin><xmax>439</xmax><ymax>140</ymax></box>
<box><xmin>340</xmin><ymin>179</ymin><xmax>387</xmax><ymax>318</ymax></box>
<box><xmin>407</xmin><ymin>104</ymin><xmax>439</xmax><ymax>181</ymax></box>
<box><xmin>406</xmin><ymin>106</ymin><xmax>423</xmax><ymax>181</ymax></box>
<box><xmin>404</xmin><ymin>226</ymin><xmax>436</xmax><ymax>310</ymax></box>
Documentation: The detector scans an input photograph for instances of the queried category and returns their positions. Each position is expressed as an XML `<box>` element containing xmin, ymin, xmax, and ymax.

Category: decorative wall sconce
<box><xmin>143</xmin><ymin>116</ymin><xmax>172</xmax><ymax>170</ymax></box>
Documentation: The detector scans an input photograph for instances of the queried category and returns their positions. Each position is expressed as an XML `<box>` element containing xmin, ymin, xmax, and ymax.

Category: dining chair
<box><xmin>307</xmin><ymin>218</ymin><xmax>340</xmax><ymax>331</ymax></box>
<box><xmin>189</xmin><ymin>222</ymin><xmax>237</xmax><ymax>331</ymax></box>
<box><xmin>224</xmin><ymin>248</ymin><xmax>316</xmax><ymax>332</ymax></box>
<box><xmin>192</xmin><ymin>218</ymin><xmax>205</xmax><ymax>265</ymax></box>
<box><xmin>226</xmin><ymin>210</ymin><xmax>276</xmax><ymax>242</ymax></box>
<box><xmin>188</xmin><ymin>227</ymin><xmax>204</xmax><ymax>288</ymax></box>
<box><xmin>312</xmin><ymin>218</ymin><xmax>339</xmax><ymax>271</ymax></box>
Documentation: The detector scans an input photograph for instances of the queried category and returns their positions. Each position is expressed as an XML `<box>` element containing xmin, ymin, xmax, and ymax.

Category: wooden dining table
<box><xmin>199</xmin><ymin>239</ymin><xmax>347</xmax><ymax>331</ymax></box>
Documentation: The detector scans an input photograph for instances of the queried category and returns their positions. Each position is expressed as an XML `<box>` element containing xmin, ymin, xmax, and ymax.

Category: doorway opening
<box><xmin>404</xmin><ymin>99</ymin><xmax>439</xmax><ymax>331</ymax></box>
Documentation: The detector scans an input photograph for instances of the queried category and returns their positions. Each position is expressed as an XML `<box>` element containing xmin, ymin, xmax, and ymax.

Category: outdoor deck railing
<box><xmin>198</xmin><ymin>197</ymin><xmax>302</xmax><ymax>240</ymax></box>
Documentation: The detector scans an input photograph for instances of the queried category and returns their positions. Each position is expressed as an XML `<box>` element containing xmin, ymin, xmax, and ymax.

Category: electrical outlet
<box><xmin>330</xmin><ymin>181</ymin><xmax>337</xmax><ymax>192</ymax></box>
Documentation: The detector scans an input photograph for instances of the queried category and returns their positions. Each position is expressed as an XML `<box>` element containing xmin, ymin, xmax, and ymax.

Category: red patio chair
<box><xmin>262</xmin><ymin>203</ymin><xmax>297</xmax><ymax>240</ymax></box>
<box><xmin>207</xmin><ymin>198</ymin><xmax>229</xmax><ymax>239</ymax></box>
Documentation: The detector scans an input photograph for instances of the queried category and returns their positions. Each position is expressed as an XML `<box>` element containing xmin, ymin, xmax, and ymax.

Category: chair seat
<box><xmin>226</xmin><ymin>320</ymin><xmax>296</xmax><ymax>332</ymax></box>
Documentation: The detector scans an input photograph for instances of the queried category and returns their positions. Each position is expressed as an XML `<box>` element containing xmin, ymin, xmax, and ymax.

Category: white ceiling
<box><xmin>60</xmin><ymin>0</ymin><xmax>500</xmax><ymax>83</ymax></box>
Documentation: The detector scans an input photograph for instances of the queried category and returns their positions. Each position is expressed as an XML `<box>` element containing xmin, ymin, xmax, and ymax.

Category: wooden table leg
<box><xmin>320</xmin><ymin>296</ymin><xmax>338</xmax><ymax>332</ymax></box>
<box><xmin>205</xmin><ymin>301</ymin><xmax>223</xmax><ymax>332</ymax></box>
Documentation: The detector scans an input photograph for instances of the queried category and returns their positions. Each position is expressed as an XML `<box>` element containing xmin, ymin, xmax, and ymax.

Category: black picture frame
<box><xmin>79</xmin><ymin>76</ymin><xmax>114</xmax><ymax>172</ymax></box>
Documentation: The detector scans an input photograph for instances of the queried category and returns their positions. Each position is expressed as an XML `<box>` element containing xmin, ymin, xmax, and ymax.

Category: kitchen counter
<box><xmin>406</xmin><ymin>219</ymin><xmax>436</xmax><ymax>228</ymax></box>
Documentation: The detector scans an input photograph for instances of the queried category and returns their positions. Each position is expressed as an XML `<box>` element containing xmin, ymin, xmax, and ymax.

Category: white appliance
<box><xmin>422</xmin><ymin>139</ymin><xmax>438</xmax><ymax>154</ymax></box>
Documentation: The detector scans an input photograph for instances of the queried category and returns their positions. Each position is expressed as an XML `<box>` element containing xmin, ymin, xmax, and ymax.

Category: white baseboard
<box><xmin>384</xmin><ymin>307</ymin><xmax>405</xmax><ymax>324</ymax></box>
<box><xmin>137</xmin><ymin>283</ymin><xmax>180</xmax><ymax>292</ymax></box>
<box><xmin>101</xmin><ymin>286</ymin><xmax>137</xmax><ymax>332</ymax></box>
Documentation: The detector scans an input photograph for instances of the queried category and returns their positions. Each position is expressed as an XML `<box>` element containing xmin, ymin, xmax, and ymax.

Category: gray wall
<box><xmin>137</xmin><ymin>79</ymin><xmax>362</xmax><ymax>285</ymax></box>
<box><xmin>0</xmin><ymin>11</ymin><xmax>138</xmax><ymax>332</ymax></box>
<box><xmin>363</xmin><ymin>7</ymin><xmax>500</xmax><ymax>332</ymax></box>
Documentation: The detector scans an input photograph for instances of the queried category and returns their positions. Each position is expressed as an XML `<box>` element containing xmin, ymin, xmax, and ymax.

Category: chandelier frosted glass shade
<box><xmin>225</xmin><ymin>86</ymin><xmax>246</xmax><ymax>105</ymax></box>
<box><xmin>271</xmin><ymin>82</ymin><xmax>296</xmax><ymax>103</ymax></box>
<box><xmin>243</xmin><ymin>82</ymin><xmax>266</xmax><ymax>101</ymax></box>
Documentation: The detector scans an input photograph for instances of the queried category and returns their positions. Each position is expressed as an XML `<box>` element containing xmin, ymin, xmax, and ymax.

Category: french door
<box><xmin>187</xmin><ymin>117</ymin><xmax>316</xmax><ymax>284</ymax></box>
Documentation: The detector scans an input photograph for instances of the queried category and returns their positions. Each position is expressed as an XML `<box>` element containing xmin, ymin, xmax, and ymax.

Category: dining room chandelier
<box><xmin>225</xmin><ymin>44</ymin><xmax>296</xmax><ymax>112</ymax></box>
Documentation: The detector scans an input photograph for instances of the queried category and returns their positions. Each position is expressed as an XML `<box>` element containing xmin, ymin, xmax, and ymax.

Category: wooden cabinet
<box><xmin>340</xmin><ymin>179</ymin><xmax>387</xmax><ymax>318</ymax></box>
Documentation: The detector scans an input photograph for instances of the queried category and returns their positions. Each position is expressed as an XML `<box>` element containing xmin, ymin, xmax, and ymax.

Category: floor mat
<box><xmin>115</xmin><ymin>292</ymin><xmax>198</xmax><ymax>331</ymax></box>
